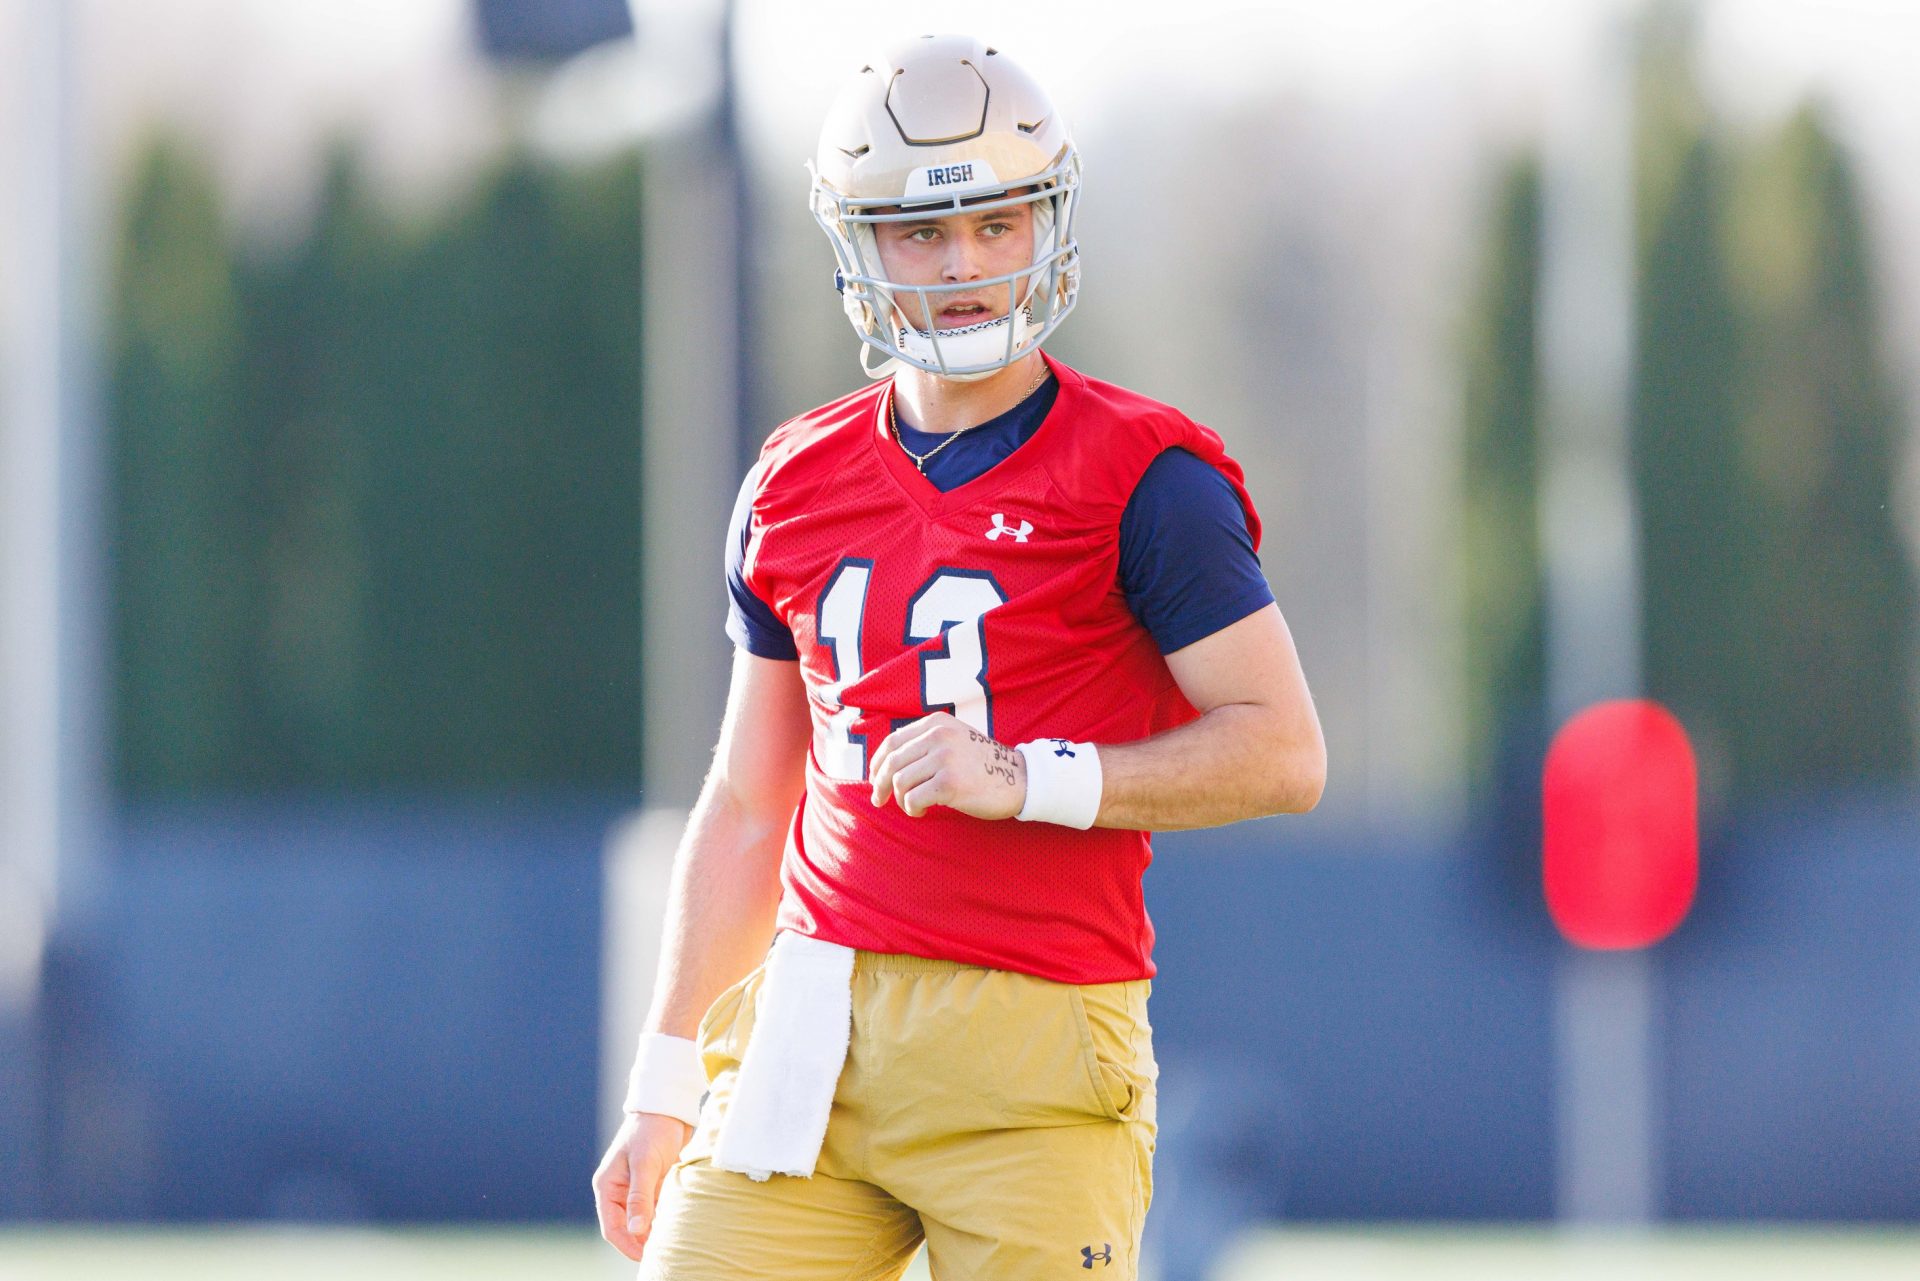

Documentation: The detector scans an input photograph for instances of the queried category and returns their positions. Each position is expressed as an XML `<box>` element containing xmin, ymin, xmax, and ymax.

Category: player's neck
<box><xmin>892</xmin><ymin>353</ymin><xmax>1046</xmax><ymax>436</ymax></box>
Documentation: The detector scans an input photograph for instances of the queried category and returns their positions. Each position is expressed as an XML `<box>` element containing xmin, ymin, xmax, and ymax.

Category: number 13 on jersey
<box><xmin>814</xmin><ymin>556</ymin><xmax>1008</xmax><ymax>781</ymax></box>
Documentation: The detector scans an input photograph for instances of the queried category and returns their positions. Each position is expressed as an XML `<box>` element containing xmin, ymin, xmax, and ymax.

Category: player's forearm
<box><xmin>1093</xmin><ymin>701</ymin><xmax>1325</xmax><ymax>831</ymax></box>
<box><xmin>641</xmin><ymin>775</ymin><xmax>789</xmax><ymax>1040</ymax></box>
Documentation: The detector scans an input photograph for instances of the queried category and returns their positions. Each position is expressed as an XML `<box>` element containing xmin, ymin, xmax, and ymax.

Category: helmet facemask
<box><xmin>810</xmin><ymin>150</ymin><xmax>1082</xmax><ymax>382</ymax></box>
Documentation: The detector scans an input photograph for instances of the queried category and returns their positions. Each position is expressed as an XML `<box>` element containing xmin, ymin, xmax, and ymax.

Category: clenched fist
<box><xmin>869</xmin><ymin>712</ymin><xmax>1027</xmax><ymax>820</ymax></box>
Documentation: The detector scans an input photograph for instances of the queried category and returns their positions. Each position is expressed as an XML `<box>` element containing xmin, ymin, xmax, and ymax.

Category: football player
<box><xmin>593</xmin><ymin>34</ymin><xmax>1325</xmax><ymax>1280</ymax></box>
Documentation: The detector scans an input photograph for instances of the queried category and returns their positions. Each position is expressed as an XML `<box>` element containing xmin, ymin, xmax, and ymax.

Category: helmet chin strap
<box><xmin>894</xmin><ymin>310</ymin><xmax>1033</xmax><ymax>382</ymax></box>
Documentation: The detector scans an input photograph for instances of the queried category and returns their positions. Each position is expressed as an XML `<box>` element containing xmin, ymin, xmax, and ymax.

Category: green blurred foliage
<box><xmin>1713</xmin><ymin>107</ymin><xmax>1914</xmax><ymax>790</ymax></box>
<box><xmin>1458</xmin><ymin>156</ymin><xmax>1546</xmax><ymax>793</ymax></box>
<box><xmin>1460</xmin><ymin>16</ymin><xmax>1914</xmax><ymax>805</ymax></box>
<box><xmin>1630</xmin><ymin>16</ymin><xmax>1752</xmax><ymax>801</ymax></box>
<box><xmin>108</xmin><ymin>133</ymin><xmax>644</xmax><ymax>797</ymax></box>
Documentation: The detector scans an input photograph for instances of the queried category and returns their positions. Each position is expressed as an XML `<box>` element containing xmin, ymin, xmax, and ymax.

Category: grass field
<box><xmin>6</xmin><ymin>1226</ymin><xmax>1920</xmax><ymax>1280</ymax></box>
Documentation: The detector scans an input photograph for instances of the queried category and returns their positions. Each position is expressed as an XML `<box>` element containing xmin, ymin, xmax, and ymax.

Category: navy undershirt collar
<box><xmin>891</xmin><ymin>375</ymin><xmax>1059</xmax><ymax>494</ymax></box>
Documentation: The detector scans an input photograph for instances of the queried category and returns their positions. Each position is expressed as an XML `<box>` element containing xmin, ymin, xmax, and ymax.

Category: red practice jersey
<box><xmin>739</xmin><ymin>354</ymin><xmax>1262</xmax><ymax>983</ymax></box>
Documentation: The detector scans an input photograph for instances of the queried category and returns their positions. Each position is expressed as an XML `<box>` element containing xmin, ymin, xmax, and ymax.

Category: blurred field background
<box><xmin>11</xmin><ymin>1227</ymin><xmax>1920</xmax><ymax>1280</ymax></box>
<box><xmin>3</xmin><ymin>0</ymin><xmax>1919</xmax><ymax>1277</ymax></box>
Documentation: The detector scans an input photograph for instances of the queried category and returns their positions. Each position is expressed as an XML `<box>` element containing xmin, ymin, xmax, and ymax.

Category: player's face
<box><xmin>872</xmin><ymin>201</ymin><xmax>1036</xmax><ymax>334</ymax></box>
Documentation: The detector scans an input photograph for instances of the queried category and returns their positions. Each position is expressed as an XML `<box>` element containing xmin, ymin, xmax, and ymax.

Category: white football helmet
<box><xmin>809</xmin><ymin>35</ymin><xmax>1082</xmax><ymax>381</ymax></box>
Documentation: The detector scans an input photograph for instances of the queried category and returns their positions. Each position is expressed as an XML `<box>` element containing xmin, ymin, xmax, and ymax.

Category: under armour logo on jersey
<box><xmin>1082</xmin><ymin>1243</ymin><xmax>1113</xmax><ymax>1268</ymax></box>
<box><xmin>986</xmin><ymin>513</ymin><xmax>1033</xmax><ymax>542</ymax></box>
<box><xmin>1051</xmin><ymin>740</ymin><xmax>1076</xmax><ymax>758</ymax></box>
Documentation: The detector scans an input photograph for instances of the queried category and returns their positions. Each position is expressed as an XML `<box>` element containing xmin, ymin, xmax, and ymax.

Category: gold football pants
<box><xmin>638</xmin><ymin>950</ymin><xmax>1157</xmax><ymax>1280</ymax></box>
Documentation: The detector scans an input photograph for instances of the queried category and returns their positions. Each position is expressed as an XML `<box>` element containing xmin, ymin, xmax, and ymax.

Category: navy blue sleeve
<box><xmin>1118</xmin><ymin>448</ymin><xmax>1276</xmax><ymax>654</ymax></box>
<box><xmin>724</xmin><ymin>466</ymin><xmax>800</xmax><ymax>660</ymax></box>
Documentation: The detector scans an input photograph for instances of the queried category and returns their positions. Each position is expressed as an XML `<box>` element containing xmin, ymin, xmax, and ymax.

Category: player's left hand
<box><xmin>869</xmin><ymin>712</ymin><xmax>1027</xmax><ymax>820</ymax></box>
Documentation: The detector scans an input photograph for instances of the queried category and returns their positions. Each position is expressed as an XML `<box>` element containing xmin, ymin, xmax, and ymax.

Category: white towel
<box><xmin>712</xmin><ymin>931</ymin><xmax>856</xmax><ymax>1181</ymax></box>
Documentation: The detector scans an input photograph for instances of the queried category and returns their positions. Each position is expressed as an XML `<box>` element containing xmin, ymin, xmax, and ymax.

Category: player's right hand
<box><xmin>593</xmin><ymin>1110</ymin><xmax>694</xmax><ymax>1262</ymax></box>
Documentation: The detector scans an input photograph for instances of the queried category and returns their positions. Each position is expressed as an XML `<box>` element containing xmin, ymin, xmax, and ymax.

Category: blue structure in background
<box><xmin>1147</xmin><ymin>822</ymin><xmax>1559</xmax><ymax>1226</ymax></box>
<box><xmin>28</xmin><ymin>799</ymin><xmax>621</xmax><ymax>1222</ymax></box>
<box><xmin>1141</xmin><ymin>819</ymin><xmax>1558</xmax><ymax>1279</ymax></box>
<box><xmin>5</xmin><ymin>791</ymin><xmax>1918</xmax><ymax>1236</ymax></box>
<box><xmin>472</xmin><ymin>0</ymin><xmax>632</xmax><ymax>62</ymax></box>
<box><xmin>1662</xmin><ymin>793</ymin><xmax>1920</xmax><ymax>1220</ymax></box>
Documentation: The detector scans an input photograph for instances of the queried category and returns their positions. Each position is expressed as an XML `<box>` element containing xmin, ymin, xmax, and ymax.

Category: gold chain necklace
<box><xmin>889</xmin><ymin>361</ymin><xmax>1049</xmax><ymax>475</ymax></box>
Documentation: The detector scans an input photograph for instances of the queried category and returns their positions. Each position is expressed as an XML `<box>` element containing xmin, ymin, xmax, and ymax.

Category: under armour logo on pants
<box><xmin>1082</xmin><ymin>1243</ymin><xmax>1113</xmax><ymax>1268</ymax></box>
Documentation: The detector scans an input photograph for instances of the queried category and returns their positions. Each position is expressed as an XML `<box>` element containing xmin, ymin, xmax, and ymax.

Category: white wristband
<box><xmin>1015</xmin><ymin>739</ymin><xmax>1103</xmax><ymax>830</ymax></box>
<box><xmin>623</xmin><ymin>1032</ymin><xmax>706</xmax><ymax>1126</ymax></box>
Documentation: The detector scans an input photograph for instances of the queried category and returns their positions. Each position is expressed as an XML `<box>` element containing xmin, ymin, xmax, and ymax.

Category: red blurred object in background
<box><xmin>1543</xmin><ymin>699</ymin><xmax>1699</xmax><ymax>949</ymax></box>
